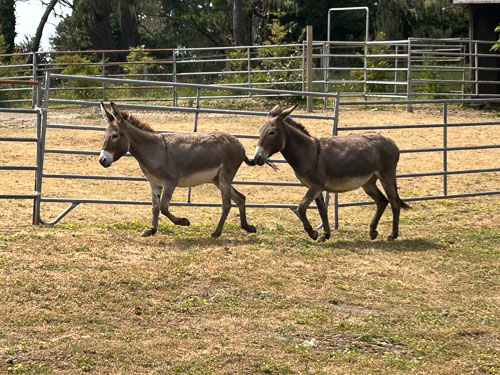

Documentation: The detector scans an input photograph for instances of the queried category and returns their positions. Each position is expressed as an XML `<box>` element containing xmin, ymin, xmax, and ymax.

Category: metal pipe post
<box><xmin>33</xmin><ymin>73</ymin><xmax>50</xmax><ymax>224</ymax></box>
<box><xmin>443</xmin><ymin>102</ymin><xmax>448</xmax><ymax>196</ymax></box>
<box><xmin>332</xmin><ymin>92</ymin><xmax>340</xmax><ymax>229</ymax></box>
<box><xmin>247</xmin><ymin>47</ymin><xmax>252</xmax><ymax>97</ymax></box>
<box><xmin>406</xmin><ymin>39</ymin><xmax>413</xmax><ymax>112</ymax></box>
<box><xmin>306</xmin><ymin>25</ymin><xmax>313</xmax><ymax>112</ymax></box>
<box><xmin>173</xmin><ymin>50</ymin><xmax>178</xmax><ymax>107</ymax></box>
<box><xmin>102</xmin><ymin>52</ymin><xmax>106</xmax><ymax>100</ymax></box>
<box><xmin>31</xmin><ymin>52</ymin><xmax>37</xmax><ymax>108</ymax></box>
<box><xmin>187</xmin><ymin>88</ymin><xmax>201</xmax><ymax>204</ymax></box>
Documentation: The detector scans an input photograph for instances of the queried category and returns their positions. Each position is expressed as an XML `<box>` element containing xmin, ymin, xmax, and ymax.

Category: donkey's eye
<box><xmin>268</xmin><ymin>131</ymin><xmax>276</xmax><ymax>136</ymax></box>
<box><xmin>111</xmin><ymin>134</ymin><xmax>119</xmax><ymax>140</ymax></box>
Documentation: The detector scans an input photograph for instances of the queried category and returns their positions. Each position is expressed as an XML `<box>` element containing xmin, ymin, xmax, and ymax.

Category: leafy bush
<box><xmin>251</xmin><ymin>18</ymin><xmax>302</xmax><ymax>91</ymax></box>
<box><xmin>53</xmin><ymin>54</ymin><xmax>101</xmax><ymax>100</ymax></box>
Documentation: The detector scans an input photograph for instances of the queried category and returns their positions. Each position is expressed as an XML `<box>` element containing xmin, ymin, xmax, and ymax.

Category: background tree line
<box><xmin>0</xmin><ymin>0</ymin><xmax>469</xmax><ymax>54</ymax></box>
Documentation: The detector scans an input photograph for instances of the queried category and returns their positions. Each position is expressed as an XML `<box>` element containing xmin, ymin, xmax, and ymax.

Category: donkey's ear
<box><xmin>278</xmin><ymin>104</ymin><xmax>298</xmax><ymax>119</ymax></box>
<box><xmin>109</xmin><ymin>101</ymin><xmax>123</xmax><ymax>121</ymax></box>
<box><xmin>100</xmin><ymin>102</ymin><xmax>114</xmax><ymax>123</ymax></box>
<box><xmin>268</xmin><ymin>103</ymin><xmax>282</xmax><ymax>117</ymax></box>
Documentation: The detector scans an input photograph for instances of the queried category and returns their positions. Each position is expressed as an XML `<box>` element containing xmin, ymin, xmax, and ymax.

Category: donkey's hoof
<box><xmin>244</xmin><ymin>225</ymin><xmax>257</xmax><ymax>233</ymax></box>
<box><xmin>307</xmin><ymin>230</ymin><xmax>319</xmax><ymax>241</ymax></box>
<box><xmin>141</xmin><ymin>228</ymin><xmax>156</xmax><ymax>237</ymax></box>
<box><xmin>387</xmin><ymin>235</ymin><xmax>396</xmax><ymax>241</ymax></box>
<box><xmin>370</xmin><ymin>230</ymin><xmax>378</xmax><ymax>240</ymax></box>
<box><xmin>318</xmin><ymin>233</ymin><xmax>330</xmax><ymax>243</ymax></box>
<box><xmin>178</xmin><ymin>218</ymin><xmax>190</xmax><ymax>226</ymax></box>
<box><xmin>211</xmin><ymin>231</ymin><xmax>221</xmax><ymax>238</ymax></box>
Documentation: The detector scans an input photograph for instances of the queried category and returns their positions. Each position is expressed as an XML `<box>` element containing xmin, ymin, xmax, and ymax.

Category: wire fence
<box><xmin>1</xmin><ymin>37</ymin><xmax>499</xmax><ymax>108</ymax></box>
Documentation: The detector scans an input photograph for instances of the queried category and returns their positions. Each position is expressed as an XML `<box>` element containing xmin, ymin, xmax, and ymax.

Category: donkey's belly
<box><xmin>177</xmin><ymin>166</ymin><xmax>221</xmax><ymax>187</ymax></box>
<box><xmin>326</xmin><ymin>174</ymin><xmax>373</xmax><ymax>193</ymax></box>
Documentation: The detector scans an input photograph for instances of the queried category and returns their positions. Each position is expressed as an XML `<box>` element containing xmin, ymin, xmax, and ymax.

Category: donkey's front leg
<box><xmin>160</xmin><ymin>183</ymin><xmax>190</xmax><ymax>226</ymax></box>
<box><xmin>315</xmin><ymin>193</ymin><xmax>331</xmax><ymax>242</ymax></box>
<box><xmin>141</xmin><ymin>184</ymin><xmax>162</xmax><ymax>237</ymax></box>
<box><xmin>297</xmin><ymin>187</ymin><xmax>323</xmax><ymax>241</ymax></box>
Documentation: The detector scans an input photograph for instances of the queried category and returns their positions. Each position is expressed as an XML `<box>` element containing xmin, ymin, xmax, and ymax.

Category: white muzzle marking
<box><xmin>253</xmin><ymin>146</ymin><xmax>268</xmax><ymax>164</ymax></box>
<box><xmin>99</xmin><ymin>150</ymin><xmax>114</xmax><ymax>168</ymax></box>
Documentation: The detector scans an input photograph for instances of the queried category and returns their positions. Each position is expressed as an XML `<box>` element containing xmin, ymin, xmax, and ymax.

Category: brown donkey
<box><xmin>253</xmin><ymin>104</ymin><xmax>410</xmax><ymax>242</ymax></box>
<box><xmin>99</xmin><ymin>102</ymin><xmax>256</xmax><ymax>238</ymax></box>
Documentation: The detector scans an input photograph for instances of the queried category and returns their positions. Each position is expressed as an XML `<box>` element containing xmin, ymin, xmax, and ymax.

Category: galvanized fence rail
<box><xmin>24</xmin><ymin>73</ymin><xmax>499</xmax><ymax>227</ymax></box>
<box><xmin>1</xmin><ymin>38</ymin><xmax>498</xmax><ymax>107</ymax></box>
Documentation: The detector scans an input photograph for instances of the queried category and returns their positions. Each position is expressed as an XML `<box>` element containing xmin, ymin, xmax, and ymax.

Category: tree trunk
<box><xmin>28</xmin><ymin>0</ymin><xmax>59</xmax><ymax>60</ymax></box>
<box><xmin>119</xmin><ymin>0</ymin><xmax>139</xmax><ymax>49</ymax></box>
<box><xmin>82</xmin><ymin>1</ymin><xmax>115</xmax><ymax>52</ymax></box>
<box><xmin>232</xmin><ymin>0</ymin><xmax>250</xmax><ymax>46</ymax></box>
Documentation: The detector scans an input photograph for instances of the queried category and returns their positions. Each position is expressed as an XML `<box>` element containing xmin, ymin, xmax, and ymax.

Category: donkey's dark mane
<box><xmin>121</xmin><ymin>111</ymin><xmax>156</xmax><ymax>133</ymax></box>
<box><xmin>284</xmin><ymin>117</ymin><xmax>311</xmax><ymax>137</ymax></box>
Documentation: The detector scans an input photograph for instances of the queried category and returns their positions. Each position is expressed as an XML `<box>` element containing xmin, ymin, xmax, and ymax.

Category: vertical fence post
<box><xmin>187</xmin><ymin>88</ymin><xmax>201</xmax><ymax>204</ymax></box>
<box><xmin>394</xmin><ymin>45</ymin><xmax>399</xmax><ymax>95</ymax></box>
<box><xmin>363</xmin><ymin>39</ymin><xmax>368</xmax><ymax>102</ymax></box>
<box><xmin>443</xmin><ymin>102</ymin><xmax>448</xmax><ymax>197</ymax></box>
<box><xmin>306</xmin><ymin>25</ymin><xmax>313</xmax><ymax>113</ymax></box>
<box><xmin>461</xmin><ymin>43</ymin><xmax>466</xmax><ymax>100</ymax></box>
<box><xmin>323</xmin><ymin>42</ymin><xmax>329</xmax><ymax>108</ymax></box>
<box><xmin>173</xmin><ymin>49</ymin><xmax>178</xmax><ymax>107</ymax></box>
<box><xmin>32</xmin><ymin>83</ymin><xmax>42</xmax><ymax>224</ymax></box>
<box><xmin>301</xmin><ymin>41</ymin><xmax>306</xmax><ymax>99</ymax></box>
<box><xmin>31</xmin><ymin>52</ymin><xmax>37</xmax><ymax>108</ymax></box>
<box><xmin>474</xmin><ymin>41</ymin><xmax>479</xmax><ymax>96</ymax></box>
<box><xmin>247</xmin><ymin>47</ymin><xmax>252</xmax><ymax>98</ymax></box>
<box><xmin>101</xmin><ymin>52</ymin><xmax>106</xmax><ymax>101</ymax></box>
<box><xmin>33</xmin><ymin>72</ymin><xmax>50</xmax><ymax>224</ymax></box>
<box><xmin>332</xmin><ymin>92</ymin><xmax>340</xmax><ymax>229</ymax></box>
<box><xmin>406</xmin><ymin>39</ymin><xmax>413</xmax><ymax>112</ymax></box>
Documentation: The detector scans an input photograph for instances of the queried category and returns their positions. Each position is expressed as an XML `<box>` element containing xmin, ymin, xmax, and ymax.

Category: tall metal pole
<box><xmin>102</xmin><ymin>52</ymin><xmax>106</xmax><ymax>100</ymax></box>
<box><xmin>406</xmin><ymin>39</ymin><xmax>413</xmax><ymax>112</ymax></box>
<box><xmin>443</xmin><ymin>103</ymin><xmax>448</xmax><ymax>197</ymax></box>
<box><xmin>173</xmin><ymin>49</ymin><xmax>178</xmax><ymax>107</ymax></box>
<box><xmin>33</xmin><ymin>72</ymin><xmax>50</xmax><ymax>224</ymax></box>
<box><xmin>306</xmin><ymin>25</ymin><xmax>313</xmax><ymax>113</ymax></box>
<box><xmin>187</xmin><ymin>88</ymin><xmax>201</xmax><ymax>204</ymax></box>
<box><xmin>332</xmin><ymin>92</ymin><xmax>340</xmax><ymax>229</ymax></box>
<box><xmin>31</xmin><ymin>52</ymin><xmax>37</xmax><ymax>108</ymax></box>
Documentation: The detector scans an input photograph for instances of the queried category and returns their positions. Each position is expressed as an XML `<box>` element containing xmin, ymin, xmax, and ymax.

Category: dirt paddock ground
<box><xmin>0</xmin><ymin>104</ymin><xmax>499</xmax><ymax>374</ymax></box>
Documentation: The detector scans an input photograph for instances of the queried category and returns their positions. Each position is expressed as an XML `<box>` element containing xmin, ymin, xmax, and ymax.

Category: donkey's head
<box><xmin>98</xmin><ymin>102</ymin><xmax>131</xmax><ymax>168</ymax></box>
<box><xmin>253</xmin><ymin>103</ymin><xmax>298</xmax><ymax>166</ymax></box>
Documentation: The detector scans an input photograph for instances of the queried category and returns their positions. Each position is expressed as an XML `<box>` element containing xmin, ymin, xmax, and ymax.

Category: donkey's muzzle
<box><xmin>253</xmin><ymin>146</ymin><xmax>267</xmax><ymax>166</ymax></box>
<box><xmin>99</xmin><ymin>150</ymin><xmax>113</xmax><ymax>168</ymax></box>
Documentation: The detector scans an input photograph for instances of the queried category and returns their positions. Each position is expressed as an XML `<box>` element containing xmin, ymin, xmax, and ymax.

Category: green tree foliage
<box><xmin>0</xmin><ymin>0</ymin><xmax>15</xmax><ymax>53</ymax></box>
<box><xmin>48</xmin><ymin>0</ymin><xmax>470</xmax><ymax>52</ymax></box>
<box><xmin>492</xmin><ymin>24</ymin><xmax>500</xmax><ymax>51</ymax></box>
<box><xmin>375</xmin><ymin>0</ymin><xmax>468</xmax><ymax>40</ymax></box>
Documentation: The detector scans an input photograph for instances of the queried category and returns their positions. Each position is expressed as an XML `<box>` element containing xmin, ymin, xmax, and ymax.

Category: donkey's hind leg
<box><xmin>229</xmin><ymin>186</ymin><xmax>256</xmax><ymax>234</ymax></box>
<box><xmin>378</xmin><ymin>173</ymin><xmax>402</xmax><ymax>241</ymax></box>
<box><xmin>315</xmin><ymin>193</ymin><xmax>331</xmax><ymax>242</ymax></box>
<box><xmin>362</xmin><ymin>176</ymin><xmax>389</xmax><ymax>240</ymax></box>
<box><xmin>211</xmin><ymin>175</ymin><xmax>232</xmax><ymax>238</ymax></box>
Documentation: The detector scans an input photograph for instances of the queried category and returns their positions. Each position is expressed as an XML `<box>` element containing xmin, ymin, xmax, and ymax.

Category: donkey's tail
<box><xmin>244</xmin><ymin>157</ymin><xmax>256</xmax><ymax>166</ymax></box>
<box><xmin>400</xmin><ymin>197</ymin><xmax>411</xmax><ymax>210</ymax></box>
<box><xmin>244</xmin><ymin>156</ymin><xmax>279</xmax><ymax>171</ymax></box>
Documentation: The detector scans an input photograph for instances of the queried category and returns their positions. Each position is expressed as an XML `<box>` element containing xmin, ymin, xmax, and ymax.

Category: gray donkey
<box><xmin>99</xmin><ymin>102</ymin><xmax>256</xmax><ymax>238</ymax></box>
<box><xmin>253</xmin><ymin>103</ymin><xmax>410</xmax><ymax>242</ymax></box>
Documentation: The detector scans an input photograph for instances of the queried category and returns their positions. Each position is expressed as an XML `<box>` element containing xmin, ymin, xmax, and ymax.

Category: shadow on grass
<box><xmin>322</xmin><ymin>237</ymin><xmax>444</xmax><ymax>253</ymax></box>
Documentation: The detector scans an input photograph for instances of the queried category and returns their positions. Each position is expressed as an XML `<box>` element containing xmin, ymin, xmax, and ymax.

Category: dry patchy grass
<box><xmin>0</xmin><ymin>104</ymin><xmax>499</xmax><ymax>374</ymax></box>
